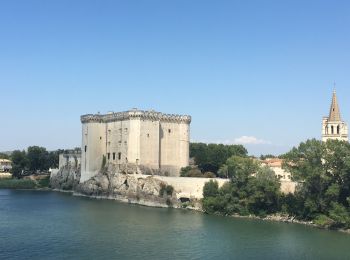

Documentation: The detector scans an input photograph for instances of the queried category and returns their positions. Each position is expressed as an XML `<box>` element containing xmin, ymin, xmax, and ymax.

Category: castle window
<box><xmin>168</xmin><ymin>129</ymin><xmax>171</xmax><ymax>133</ymax></box>
<box><xmin>147</xmin><ymin>134</ymin><xmax>150</xmax><ymax>138</ymax></box>
<box><xmin>113</xmin><ymin>152</ymin><xmax>116</xmax><ymax>160</ymax></box>
<box><xmin>107</xmin><ymin>153</ymin><xmax>110</xmax><ymax>160</ymax></box>
<box><xmin>118</xmin><ymin>153</ymin><xmax>121</xmax><ymax>160</ymax></box>
<box><xmin>84</xmin><ymin>146</ymin><xmax>87</xmax><ymax>152</ymax></box>
<box><xmin>331</xmin><ymin>126</ymin><xmax>334</xmax><ymax>134</ymax></box>
<box><xmin>100</xmin><ymin>136</ymin><xmax>102</xmax><ymax>140</ymax></box>
<box><xmin>337</xmin><ymin>125</ymin><xmax>340</xmax><ymax>134</ymax></box>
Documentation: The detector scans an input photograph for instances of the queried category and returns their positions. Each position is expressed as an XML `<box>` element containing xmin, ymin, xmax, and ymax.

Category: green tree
<box><xmin>223</xmin><ymin>156</ymin><xmax>260</xmax><ymax>184</ymax></box>
<box><xmin>0</xmin><ymin>152</ymin><xmax>10</xmax><ymax>159</ymax></box>
<box><xmin>11</xmin><ymin>150</ymin><xmax>28</xmax><ymax>178</ymax></box>
<box><xmin>27</xmin><ymin>146</ymin><xmax>50</xmax><ymax>172</ymax></box>
<box><xmin>283</xmin><ymin>139</ymin><xmax>350</xmax><ymax>228</ymax></box>
<box><xmin>190</xmin><ymin>143</ymin><xmax>248</xmax><ymax>174</ymax></box>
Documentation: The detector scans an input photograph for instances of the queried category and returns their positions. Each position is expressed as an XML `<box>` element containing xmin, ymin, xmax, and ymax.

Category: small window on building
<box><xmin>100</xmin><ymin>136</ymin><xmax>102</xmax><ymax>140</ymax></box>
<box><xmin>147</xmin><ymin>134</ymin><xmax>150</xmax><ymax>138</ymax></box>
<box><xmin>85</xmin><ymin>145</ymin><xmax>87</xmax><ymax>152</ymax></box>
<box><xmin>107</xmin><ymin>153</ymin><xmax>110</xmax><ymax>160</ymax></box>
<box><xmin>124</xmin><ymin>141</ymin><xmax>127</xmax><ymax>145</ymax></box>
<box><xmin>118</xmin><ymin>153</ymin><xmax>121</xmax><ymax>160</ymax></box>
<box><xmin>113</xmin><ymin>152</ymin><xmax>116</xmax><ymax>160</ymax></box>
<box><xmin>168</xmin><ymin>129</ymin><xmax>171</xmax><ymax>133</ymax></box>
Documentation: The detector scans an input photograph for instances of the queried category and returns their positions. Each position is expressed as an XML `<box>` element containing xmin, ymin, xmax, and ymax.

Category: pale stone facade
<box><xmin>322</xmin><ymin>90</ymin><xmax>348</xmax><ymax>142</ymax></box>
<box><xmin>80</xmin><ymin>109</ymin><xmax>191</xmax><ymax>182</ymax></box>
<box><xmin>261</xmin><ymin>158</ymin><xmax>297</xmax><ymax>194</ymax></box>
<box><xmin>58</xmin><ymin>152</ymin><xmax>81</xmax><ymax>169</ymax></box>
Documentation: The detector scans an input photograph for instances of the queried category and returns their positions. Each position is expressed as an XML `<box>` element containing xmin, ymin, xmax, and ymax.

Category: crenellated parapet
<box><xmin>81</xmin><ymin>109</ymin><xmax>191</xmax><ymax>124</ymax></box>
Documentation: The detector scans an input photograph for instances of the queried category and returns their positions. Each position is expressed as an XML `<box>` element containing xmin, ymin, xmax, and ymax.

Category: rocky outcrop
<box><xmin>75</xmin><ymin>167</ymin><xmax>178</xmax><ymax>207</ymax></box>
<box><xmin>50</xmin><ymin>165</ymin><xmax>80</xmax><ymax>191</ymax></box>
<box><xmin>50</xmin><ymin>163</ymin><xmax>202</xmax><ymax>209</ymax></box>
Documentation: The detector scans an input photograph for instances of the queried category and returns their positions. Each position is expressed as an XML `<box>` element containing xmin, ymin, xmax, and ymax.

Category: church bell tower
<box><xmin>322</xmin><ymin>90</ymin><xmax>348</xmax><ymax>142</ymax></box>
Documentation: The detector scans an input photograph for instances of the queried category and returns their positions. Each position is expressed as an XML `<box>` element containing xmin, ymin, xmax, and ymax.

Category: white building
<box><xmin>80</xmin><ymin>109</ymin><xmax>191</xmax><ymax>182</ymax></box>
<box><xmin>322</xmin><ymin>90</ymin><xmax>348</xmax><ymax>142</ymax></box>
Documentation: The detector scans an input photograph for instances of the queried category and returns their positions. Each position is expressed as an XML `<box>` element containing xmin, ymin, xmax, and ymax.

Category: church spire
<box><xmin>329</xmin><ymin>90</ymin><xmax>342</xmax><ymax>121</ymax></box>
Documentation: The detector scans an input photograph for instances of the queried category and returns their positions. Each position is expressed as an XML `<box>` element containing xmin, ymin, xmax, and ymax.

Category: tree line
<box><xmin>0</xmin><ymin>146</ymin><xmax>80</xmax><ymax>178</ymax></box>
<box><xmin>181</xmin><ymin>143</ymin><xmax>248</xmax><ymax>177</ymax></box>
<box><xmin>202</xmin><ymin>139</ymin><xmax>350</xmax><ymax>230</ymax></box>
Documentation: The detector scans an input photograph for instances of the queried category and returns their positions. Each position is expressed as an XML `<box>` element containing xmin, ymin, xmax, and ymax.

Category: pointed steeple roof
<box><xmin>329</xmin><ymin>90</ymin><xmax>342</xmax><ymax>121</ymax></box>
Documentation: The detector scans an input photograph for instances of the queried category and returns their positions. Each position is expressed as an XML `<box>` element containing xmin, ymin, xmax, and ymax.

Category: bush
<box><xmin>0</xmin><ymin>178</ymin><xmax>36</xmax><ymax>189</ymax></box>
<box><xmin>203</xmin><ymin>180</ymin><xmax>219</xmax><ymax>198</ymax></box>
<box><xmin>37</xmin><ymin>176</ymin><xmax>50</xmax><ymax>188</ymax></box>
<box><xmin>159</xmin><ymin>183</ymin><xmax>174</xmax><ymax>197</ymax></box>
<box><xmin>203</xmin><ymin>172</ymin><xmax>216</xmax><ymax>178</ymax></box>
<box><xmin>314</xmin><ymin>215</ymin><xmax>335</xmax><ymax>228</ymax></box>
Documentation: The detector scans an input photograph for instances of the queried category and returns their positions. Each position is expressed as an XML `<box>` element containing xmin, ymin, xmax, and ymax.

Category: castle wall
<box><xmin>160</xmin><ymin>121</ymin><xmax>189</xmax><ymax>176</ymax></box>
<box><xmin>58</xmin><ymin>153</ymin><xmax>81</xmax><ymax>169</ymax></box>
<box><xmin>106</xmin><ymin>120</ymin><xmax>130</xmax><ymax>165</ymax></box>
<box><xmin>139</xmin><ymin>119</ymin><xmax>160</xmax><ymax>169</ymax></box>
<box><xmin>81</xmin><ymin>122</ymin><xmax>106</xmax><ymax>182</ymax></box>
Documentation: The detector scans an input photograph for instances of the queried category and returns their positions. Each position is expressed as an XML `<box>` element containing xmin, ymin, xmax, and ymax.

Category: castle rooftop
<box><xmin>81</xmin><ymin>109</ymin><xmax>192</xmax><ymax>124</ymax></box>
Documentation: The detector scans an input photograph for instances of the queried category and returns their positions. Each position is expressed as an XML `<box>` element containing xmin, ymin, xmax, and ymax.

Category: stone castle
<box><xmin>322</xmin><ymin>90</ymin><xmax>348</xmax><ymax>142</ymax></box>
<box><xmin>80</xmin><ymin>109</ymin><xmax>191</xmax><ymax>182</ymax></box>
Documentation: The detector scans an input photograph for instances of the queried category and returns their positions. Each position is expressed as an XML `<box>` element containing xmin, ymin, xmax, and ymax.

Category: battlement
<box><xmin>81</xmin><ymin>109</ymin><xmax>192</xmax><ymax>124</ymax></box>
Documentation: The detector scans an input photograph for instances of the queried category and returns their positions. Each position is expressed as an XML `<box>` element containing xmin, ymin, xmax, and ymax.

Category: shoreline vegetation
<box><xmin>1</xmin><ymin>140</ymin><xmax>350</xmax><ymax>234</ymax></box>
<box><xmin>1</xmin><ymin>177</ymin><xmax>349</xmax><ymax>234</ymax></box>
<box><xmin>0</xmin><ymin>176</ymin><xmax>50</xmax><ymax>190</ymax></box>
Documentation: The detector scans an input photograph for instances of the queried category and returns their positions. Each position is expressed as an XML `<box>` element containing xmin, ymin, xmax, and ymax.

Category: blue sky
<box><xmin>1</xmin><ymin>0</ymin><xmax>350</xmax><ymax>155</ymax></box>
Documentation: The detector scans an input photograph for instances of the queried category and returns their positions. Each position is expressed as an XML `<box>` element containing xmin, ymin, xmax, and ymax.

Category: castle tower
<box><xmin>322</xmin><ymin>90</ymin><xmax>348</xmax><ymax>142</ymax></box>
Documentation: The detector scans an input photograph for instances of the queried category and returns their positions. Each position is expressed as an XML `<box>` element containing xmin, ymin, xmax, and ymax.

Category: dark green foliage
<box><xmin>203</xmin><ymin>180</ymin><xmax>219</xmax><ymax>197</ymax></box>
<box><xmin>0</xmin><ymin>152</ymin><xmax>10</xmax><ymax>159</ymax></box>
<box><xmin>282</xmin><ymin>139</ymin><xmax>350</xmax><ymax>229</ymax></box>
<box><xmin>159</xmin><ymin>183</ymin><xmax>174</xmax><ymax>197</ymax></box>
<box><xmin>202</xmin><ymin>139</ymin><xmax>350</xmax><ymax>229</ymax></box>
<box><xmin>27</xmin><ymin>146</ymin><xmax>50</xmax><ymax>172</ymax></box>
<box><xmin>11</xmin><ymin>150</ymin><xmax>28</xmax><ymax>178</ymax></box>
<box><xmin>190</xmin><ymin>143</ymin><xmax>248</xmax><ymax>174</ymax></box>
<box><xmin>37</xmin><ymin>176</ymin><xmax>50</xmax><ymax>188</ymax></box>
<box><xmin>202</xmin><ymin>157</ymin><xmax>281</xmax><ymax>217</ymax></box>
<box><xmin>10</xmin><ymin>147</ymin><xmax>61</xmax><ymax>177</ymax></box>
<box><xmin>180</xmin><ymin>166</ymin><xmax>215</xmax><ymax>178</ymax></box>
<box><xmin>259</xmin><ymin>154</ymin><xmax>277</xmax><ymax>160</ymax></box>
<box><xmin>0</xmin><ymin>178</ymin><xmax>36</xmax><ymax>189</ymax></box>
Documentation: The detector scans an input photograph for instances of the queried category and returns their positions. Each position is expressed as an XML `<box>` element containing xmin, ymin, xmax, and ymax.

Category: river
<box><xmin>1</xmin><ymin>189</ymin><xmax>350</xmax><ymax>259</ymax></box>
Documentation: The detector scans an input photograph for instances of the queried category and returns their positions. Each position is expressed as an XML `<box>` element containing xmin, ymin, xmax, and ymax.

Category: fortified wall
<box><xmin>80</xmin><ymin>109</ymin><xmax>191</xmax><ymax>182</ymax></box>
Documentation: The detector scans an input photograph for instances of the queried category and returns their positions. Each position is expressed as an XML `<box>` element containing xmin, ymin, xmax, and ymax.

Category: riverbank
<box><xmin>50</xmin><ymin>187</ymin><xmax>349</xmax><ymax>234</ymax></box>
<box><xmin>0</xmin><ymin>176</ymin><xmax>50</xmax><ymax>189</ymax></box>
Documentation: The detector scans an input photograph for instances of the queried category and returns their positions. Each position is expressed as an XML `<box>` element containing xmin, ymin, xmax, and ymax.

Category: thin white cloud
<box><xmin>234</xmin><ymin>136</ymin><xmax>271</xmax><ymax>145</ymax></box>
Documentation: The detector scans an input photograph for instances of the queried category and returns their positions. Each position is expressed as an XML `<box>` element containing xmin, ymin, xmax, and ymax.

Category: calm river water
<box><xmin>1</xmin><ymin>189</ymin><xmax>350</xmax><ymax>259</ymax></box>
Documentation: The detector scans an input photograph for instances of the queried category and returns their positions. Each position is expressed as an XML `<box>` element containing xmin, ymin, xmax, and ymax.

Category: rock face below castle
<box><xmin>80</xmin><ymin>109</ymin><xmax>191</xmax><ymax>182</ymax></box>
